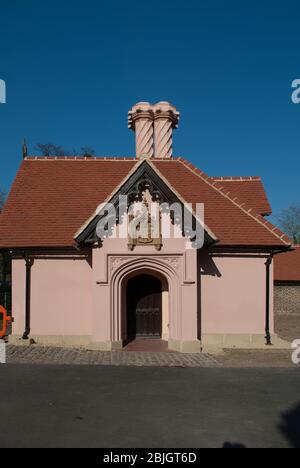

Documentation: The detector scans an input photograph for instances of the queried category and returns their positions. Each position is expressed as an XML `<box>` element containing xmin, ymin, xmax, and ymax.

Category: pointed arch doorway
<box><xmin>126</xmin><ymin>274</ymin><xmax>162</xmax><ymax>343</ymax></box>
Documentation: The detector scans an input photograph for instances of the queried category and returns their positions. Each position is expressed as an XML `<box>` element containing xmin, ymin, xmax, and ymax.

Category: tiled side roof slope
<box><xmin>274</xmin><ymin>246</ymin><xmax>300</xmax><ymax>282</ymax></box>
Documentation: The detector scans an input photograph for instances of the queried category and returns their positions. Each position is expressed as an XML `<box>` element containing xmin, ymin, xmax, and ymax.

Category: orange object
<box><xmin>0</xmin><ymin>306</ymin><xmax>11</xmax><ymax>338</ymax></box>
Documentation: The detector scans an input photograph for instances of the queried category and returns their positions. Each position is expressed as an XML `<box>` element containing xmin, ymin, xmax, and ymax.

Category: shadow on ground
<box><xmin>223</xmin><ymin>442</ymin><xmax>247</xmax><ymax>448</ymax></box>
<box><xmin>279</xmin><ymin>403</ymin><xmax>300</xmax><ymax>448</ymax></box>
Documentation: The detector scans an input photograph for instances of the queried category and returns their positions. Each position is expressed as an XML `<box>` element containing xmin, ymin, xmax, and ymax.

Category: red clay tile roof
<box><xmin>0</xmin><ymin>156</ymin><xmax>292</xmax><ymax>249</ymax></box>
<box><xmin>0</xmin><ymin>158</ymin><xmax>136</xmax><ymax>248</ymax></box>
<box><xmin>211</xmin><ymin>177</ymin><xmax>272</xmax><ymax>216</ymax></box>
<box><xmin>153</xmin><ymin>158</ymin><xmax>290</xmax><ymax>247</ymax></box>
<box><xmin>274</xmin><ymin>246</ymin><xmax>300</xmax><ymax>282</ymax></box>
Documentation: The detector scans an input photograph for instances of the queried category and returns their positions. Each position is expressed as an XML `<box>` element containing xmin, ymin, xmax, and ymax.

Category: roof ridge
<box><xmin>177</xmin><ymin>158</ymin><xmax>291</xmax><ymax>246</ymax></box>
<box><xmin>24</xmin><ymin>156</ymin><xmax>137</xmax><ymax>161</ymax></box>
<box><xmin>212</xmin><ymin>176</ymin><xmax>262</xmax><ymax>181</ymax></box>
<box><xmin>25</xmin><ymin>156</ymin><xmax>185</xmax><ymax>161</ymax></box>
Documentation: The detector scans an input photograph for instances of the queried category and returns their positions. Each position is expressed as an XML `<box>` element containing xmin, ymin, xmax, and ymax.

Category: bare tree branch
<box><xmin>276</xmin><ymin>203</ymin><xmax>300</xmax><ymax>244</ymax></box>
<box><xmin>0</xmin><ymin>190</ymin><xmax>6</xmax><ymax>211</ymax></box>
<box><xmin>35</xmin><ymin>144</ymin><xmax>96</xmax><ymax>158</ymax></box>
<box><xmin>81</xmin><ymin>147</ymin><xmax>95</xmax><ymax>157</ymax></box>
<box><xmin>35</xmin><ymin>143</ymin><xmax>71</xmax><ymax>157</ymax></box>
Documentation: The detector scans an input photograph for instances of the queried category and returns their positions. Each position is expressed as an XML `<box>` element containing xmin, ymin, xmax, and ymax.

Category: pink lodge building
<box><xmin>0</xmin><ymin>102</ymin><xmax>292</xmax><ymax>352</ymax></box>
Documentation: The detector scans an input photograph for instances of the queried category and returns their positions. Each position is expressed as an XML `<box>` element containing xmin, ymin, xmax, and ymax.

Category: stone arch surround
<box><xmin>107</xmin><ymin>254</ymin><xmax>200</xmax><ymax>352</ymax></box>
<box><xmin>110</xmin><ymin>256</ymin><xmax>180</xmax><ymax>344</ymax></box>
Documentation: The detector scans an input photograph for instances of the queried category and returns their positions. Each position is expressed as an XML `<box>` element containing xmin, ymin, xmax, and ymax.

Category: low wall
<box><xmin>274</xmin><ymin>282</ymin><xmax>300</xmax><ymax>343</ymax></box>
<box><xmin>275</xmin><ymin>282</ymin><xmax>300</xmax><ymax>315</ymax></box>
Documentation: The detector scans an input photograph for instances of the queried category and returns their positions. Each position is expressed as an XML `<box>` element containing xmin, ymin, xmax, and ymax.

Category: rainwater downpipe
<box><xmin>22</xmin><ymin>257</ymin><xmax>33</xmax><ymax>340</ymax></box>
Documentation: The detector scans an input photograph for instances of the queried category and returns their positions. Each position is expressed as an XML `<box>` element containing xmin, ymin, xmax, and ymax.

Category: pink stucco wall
<box><xmin>11</xmin><ymin>242</ymin><xmax>273</xmax><ymax>346</ymax></box>
<box><xmin>12</xmin><ymin>253</ymin><xmax>93</xmax><ymax>336</ymax></box>
<box><xmin>200</xmin><ymin>251</ymin><xmax>273</xmax><ymax>335</ymax></box>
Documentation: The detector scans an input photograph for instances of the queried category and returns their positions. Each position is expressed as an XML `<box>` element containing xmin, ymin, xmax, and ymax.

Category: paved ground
<box><xmin>6</xmin><ymin>345</ymin><xmax>218</xmax><ymax>367</ymax></box>
<box><xmin>7</xmin><ymin>344</ymin><xmax>299</xmax><ymax>368</ymax></box>
<box><xmin>219</xmin><ymin>349</ymin><xmax>296</xmax><ymax>367</ymax></box>
<box><xmin>0</xmin><ymin>365</ymin><xmax>299</xmax><ymax>448</ymax></box>
<box><xmin>276</xmin><ymin>310</ymin><xmax>300</xmax><ymax>343</ymax></box>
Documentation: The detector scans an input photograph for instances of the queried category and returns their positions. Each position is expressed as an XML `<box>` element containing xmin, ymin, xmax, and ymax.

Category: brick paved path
<box><xmin>6</xmin><ymin>345</ymin><xmax>219</xmax><ymax>367</ymax></box>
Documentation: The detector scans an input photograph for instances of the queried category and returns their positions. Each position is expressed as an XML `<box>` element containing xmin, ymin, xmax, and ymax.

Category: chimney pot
<box><xmin>128</xmin><ymin>102</ymin><xmax>154</xmax><ymax>159</ymax></box>
<box><xmin>128</xmin><ymin>101</ymin><xmax>180</xmax><ymax>159</ymax></box>
<box><xmin>153</xmin><ymin>101</ymin><xmax>180</xmax><ymax>159</ymax></box>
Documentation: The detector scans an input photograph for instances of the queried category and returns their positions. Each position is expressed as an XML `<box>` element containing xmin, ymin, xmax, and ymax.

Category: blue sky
<box><xmin>0</xmin><ymin>0</ymin><xmax>299</xmax><ymax>217</ymax></box>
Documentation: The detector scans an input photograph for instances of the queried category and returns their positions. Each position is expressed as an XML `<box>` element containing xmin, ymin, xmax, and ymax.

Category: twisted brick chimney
<box><xmin>128</xmin><ymin>102</ymin><xmax>154</xmax><ymax>159</ymax></box>
<box><xmin>153</xmin><ymin>102</ymin><xmax>180</xmax><ymax>159</ymax></box>
<box><xmin>128</xmin><ymin>101</ymin><xmax>180</xmax><ymax>159</ymax></box>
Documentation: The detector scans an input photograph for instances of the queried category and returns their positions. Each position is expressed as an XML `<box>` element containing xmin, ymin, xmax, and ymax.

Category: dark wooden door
<box><xmin>127</xmin><ymin>274</ymin><xmax>162</xmax><ymax>340</ymax></box>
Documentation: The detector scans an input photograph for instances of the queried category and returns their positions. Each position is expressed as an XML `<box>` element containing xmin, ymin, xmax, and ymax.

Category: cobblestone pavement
<box><xmin>6</xmin><ymin>345</ymin><xmax>219</xmax><ymax>367</ymax></box>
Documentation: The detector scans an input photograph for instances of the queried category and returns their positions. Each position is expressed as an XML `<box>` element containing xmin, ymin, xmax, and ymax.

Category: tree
<box><xmin>35</xmin><ymin>143</ymin><xmax>71</xmax><ymax>157</ymax></box>
<box><xmin>35</xmin><ymin>143</ymin><xmax>96</xmax><ymax>157</ymax></box>
<box><xmin>277</xmin><ymin>204</ymin><xmax>300</xmax><ymax>244</ymax></box>
<box><xmin>0</xmin><ymin>190</ymin><xmax>5</xmax><ymax>210</ymax></box>
<box><xmin>81</xmin><ymin>147</ymin><xmax>95</xmax><ymax>157</ymax></box>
